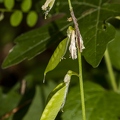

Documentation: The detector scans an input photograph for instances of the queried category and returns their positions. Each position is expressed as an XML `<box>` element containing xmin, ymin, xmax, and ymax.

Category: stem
<box><xmin>0</xmin><ymin>8</ymin><xmax>12</xmax><ymax>12</ymax></box>
<box><xmin>68</xmin><ymin>0</ymin><xmax>86</xmax><ymax>120</ymax></box>
<box><xmin>104</xmin><ymin>49</ymin><xmax>118</xmax><ymax>92</ymax></box>
<box><xmin>68</xmin><ymin>0</ymin><xmax>72</xmax><ymax>10</ymax></box>
<box><xmin>78</xmin><ymin>49</ymin><xmax>86</xmax><ymax>120</ymax></box>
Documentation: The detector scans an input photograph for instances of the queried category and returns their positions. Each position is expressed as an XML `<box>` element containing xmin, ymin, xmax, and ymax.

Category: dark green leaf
<box><xmin>62</xmin><ymin>81</ymin><xmax>120</xmax><ymax>120</ymax></box>
<box><xmin>108</xmin><ymin>30</ymin><xmax>120</xmax><ymax>70</ymax></box>
<box><xmin>0</xmin><ymin>85</ymin><xmax>22</xmax><ymax>118</ymax></box>
<box><xmin>10</xmin><ymin>10</ymin><xmax>23</xmax><ymax>27</ymax></box>
<box><xmin>44</xmin><ymin>37</ymin><xmax>69</xmax><ymax>79</ymax></box>
<box><xmin>21</xmin><ymin>80</ymin><xmax>57</xmax><ymax>120</ymax></box>
<box><xmin>26</xmin><ymin>11</ymin><xmax>38</xmax><ymax>27</ymax></box>
<box><xmin>21</xmin><ymin>0</ymin><xmax>32</xmax><ymax>12</ymax></box>
<box><xmin>22</xmin><ymin>86</ymin><xmax>44</xmax><ymax>120</ymax></box>
<box><xmin>2</xmin><ymin>21</ymin><xmax>64</xmax><ymax>68</ymax></box>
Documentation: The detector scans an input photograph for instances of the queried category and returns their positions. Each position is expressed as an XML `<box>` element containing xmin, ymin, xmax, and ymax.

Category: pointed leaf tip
<box><xmin>43</xmin><ymin>75</ymin><xmax>46</xmax><ymax>83</ymax></box>
<box><xmin>44</xmin><ymin>37</ymin><xmax>69</xmax><ymax>77</ymax></box>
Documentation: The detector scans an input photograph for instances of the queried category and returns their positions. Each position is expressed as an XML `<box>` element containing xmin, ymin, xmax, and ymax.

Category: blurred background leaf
<box><xmin>4</xmin><ymin>0</ymin><xmax>14</xmax><ymax>10</ymax></box>
<box><xmin>26</xmin><ymin>11</ymin><xmax>38</xmax><ymax>27</ymax></box>
<box><xmin>62</xmin><ymin>81</ymin><xmax>120</xmax><ymax>120</ymax></box>
<box><xmin>21</xmin><ymin>0</ymin><xmax>32</xmax><ymax>12</ymax></box>
<box><xmin>108</xmin><ymin>30</ymin><xmax>120</xmax><ymax>70</ymax></box>
<box><xmin>10</xmin><ymin>10</ymin><xmax>23</xmax><ymax>27</ymax></box>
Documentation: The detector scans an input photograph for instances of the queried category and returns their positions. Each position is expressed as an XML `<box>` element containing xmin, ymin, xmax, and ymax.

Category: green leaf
<box><xmin>2</xmin><ymin>21</ymin><xmax>64</xmax><ymax>68</ymax></box>
<box><xmin>4</xmin><ymin>0</ymin><xmax>14</xmax><ymax>10</ymax></box>
<box><xmin>57</xmin><ymin>1</ymin><xmax>120</xmax><ymax>67</ymax></box>
<box><xmin>62</xmin><ymin>81</ymin><xmax>120</xmax><ymax>120</ymax></box>
<box><xmin>82</xmin><ymin>23</ymin><xmax>115</xmax><ymax>67</ymax></box>
<box><xmin>40</xmin><ymin>82</ymin><xmax>66</xmax><ymax>120</ymax></box>
<box><xmin>108</xmin><ymin>30</ymin><xmax>120</xmax><ymax>70</ymax></box>
<box><xmin>44</xmin><ymin>37</ymin><xmax>69</xmax><ymax>79</ymax></box>
<box><xmin>0</xmin><ymin>85</ymin><xmax>22</xmax><ymax>117</ymax></box>
<box><xmin>26</xmin><ymin>11</ymin><xmax>38</xmax><ymax>27</ymax></box>
<box><xmin>21</xmin><ymin>0</ymin><xmax>32</xmax><ymax>12</ymax></box>
<box><xmin>22</xmin><ymin>86</ymin><xmax>45</xmax><ymax>120</ymax></box>
<box><xmin>10</xmin><ymin>10</ymin><xmax>23</xmax><ymax>27</ymax></box>
<box><xmin>0</xmin><ymin>0</ymin><xmax>4</xmax><ymax>3</ymax></box>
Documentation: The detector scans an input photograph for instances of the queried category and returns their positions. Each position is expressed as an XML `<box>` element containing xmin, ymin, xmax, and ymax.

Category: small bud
<box><xmin>41</xmin><ymin>0</ymin><xmax>55</xmax><ymax>19</ymax></box>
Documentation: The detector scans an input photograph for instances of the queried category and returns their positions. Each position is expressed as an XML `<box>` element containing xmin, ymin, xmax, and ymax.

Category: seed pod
<box><xmin>41</xmin><ymin>0</ymin><xmax>55</xmax><ymax>19</ymax></box>
<box><xmin>67</xmin><ymin>26</ymin><xmax>77</xmax><ymax>59</ymax></box>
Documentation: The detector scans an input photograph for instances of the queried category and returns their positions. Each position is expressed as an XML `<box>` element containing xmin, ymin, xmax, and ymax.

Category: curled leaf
<box><xmin>44</xmin><ymin>37</ymin><xmax>69</xmax><ymax>82</ymax></box>
<box><xmin>40</xmin><ymin>71</ymin><xmax>72</xmax><ymax>120</ymax></box>
<box><xmin>40</xmin><ymin>83</ymin><xmax>66</xmax><ymax>120</ymax></box>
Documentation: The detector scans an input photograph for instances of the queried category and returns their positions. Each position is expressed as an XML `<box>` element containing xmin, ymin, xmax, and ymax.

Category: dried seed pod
<box><xmin>67</xmin><ymin>26</ymin><xmax>77</xmax><ymax>59</ymax></box>
<box><xmin>41</xmin><ymin>0</ymin><xmax>55</xmax><ymax>19</ymax></box>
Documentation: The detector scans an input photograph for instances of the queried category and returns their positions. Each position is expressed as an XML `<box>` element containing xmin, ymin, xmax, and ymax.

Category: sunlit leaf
<box><xmin>2</xmin><ymin>21</ymin><xmax>64</xmax><ymax>68</ymax></box>
<box><xmin>40</xmin><ymin>71</ymin><xmax>73</xmax><ymax>120</ymax></box>
<box><xmin>40</xmin><ymin>83</ymin><xmax>66</xmax><ymax>120</ymax></box>
<box><xmin>0</xmin><ymin>85</ymin><xmax>22</xmax><ymax>118</ymax></box>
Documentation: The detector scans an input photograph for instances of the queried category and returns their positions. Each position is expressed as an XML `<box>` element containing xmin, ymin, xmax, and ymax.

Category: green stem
<box><xmin>0</xmin><ymin>8</ymin><xmax>12</xmax><ymax>12</ymax></box>
<box><xmin>104</xmin><ymin>49</ymin><xmax>118</xmax><ymax>92</ymax></box>
<box><xmin>78</xmin><ymin>49</ymin><xmax>86</xmax><ymax>120</ymax></box>
<box><xmin>67</xmin><ymin>0</ymin><xmax>86</xmax><ymax>119</ymax></box>
<box><xmin>68</xmin><ymin>0</ymin><xmax>72</xmax><ymax>10</ymax></box>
